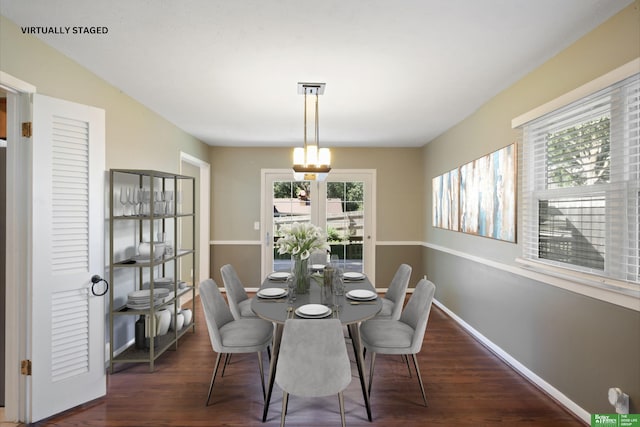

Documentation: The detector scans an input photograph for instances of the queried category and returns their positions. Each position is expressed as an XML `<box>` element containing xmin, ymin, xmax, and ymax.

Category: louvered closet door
<box><xmin>30</xmin><ymin>94</ymin><xmax>106</xmax><ymax>423</ymax></box>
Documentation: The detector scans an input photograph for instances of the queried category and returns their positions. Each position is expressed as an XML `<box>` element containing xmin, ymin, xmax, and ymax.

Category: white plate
<box><xmin>128</xmin><ymin>288</ymin><xmax>170</xmax><ymax>300</ymax></box>
<box><xmin>311</xmin><ymin>264</ymin><xmax>325</xmax><ymax>271</ymax></box>
<box><xmin>296</xmin><ymin>304</ymin><xmax>331</xmax><ymax>317</ymax></box>
<box><xmin>126</xmin><ymin>303</ymin><xmax>151</xmax><ymax>310</ymax></box>
<box><xmin>126</xmin><ymin>301</ymin><xmax>164</xmax><ymax>310</ymax></box>
<box><xmin>346</xmin><ymin>289</ymin><xmax>377</xmax><ymax>300</ymax></box>
<box><xmin>343</xmin><ymin>272</ymin><xmax>365</xmax><ymax>280</ymax></box>
<box><xmin>268</xmin><ymin>272</ymin><xmax>291</xmax><ymax>281</ymax></box>
<box><xmin>257</xmin><ymin>288</ymin><xmax>288</xmax><ymax>298</ymax></box>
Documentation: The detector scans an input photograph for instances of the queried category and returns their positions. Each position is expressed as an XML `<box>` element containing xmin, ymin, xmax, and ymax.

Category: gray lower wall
<box><xmin>424</xmin><ymin>246</ymin><xmax>640</xmax><ymax>414</ymax></box>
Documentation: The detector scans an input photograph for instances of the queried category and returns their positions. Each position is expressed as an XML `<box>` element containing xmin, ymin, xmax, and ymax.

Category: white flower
<box><xmin>276</xmin><ymin>222</ymin><xmax>330</xmax><ymax>260</ymax></box>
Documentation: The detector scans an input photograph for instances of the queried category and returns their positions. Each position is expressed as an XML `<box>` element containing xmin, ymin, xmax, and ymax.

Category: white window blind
<box><xmin>521</xmin><ymin>73</ymin><xmax>639</xmax><ymax>287</ymax></box>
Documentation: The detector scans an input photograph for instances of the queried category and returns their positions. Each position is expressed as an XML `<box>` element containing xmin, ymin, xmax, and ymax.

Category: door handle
<box><xmin>90</xmin><ymin>275</ymin><xmax>109</xmax><ymax>297</ymax></box>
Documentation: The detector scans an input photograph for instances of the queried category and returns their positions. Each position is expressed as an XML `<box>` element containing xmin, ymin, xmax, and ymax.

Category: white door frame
<box><xmin>179</xmin><ymin>152</ymin><xmax>210</xmax><ymax>289</ymax></box>
<box><xmin>1</xmin><ymin>71</ymin><xmax>36</xmax><ymax>423</ymax></box>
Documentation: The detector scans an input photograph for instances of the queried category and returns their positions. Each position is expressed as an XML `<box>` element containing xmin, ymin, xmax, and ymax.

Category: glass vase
<box><xmin>322</xmin><ymin>266</ymin><xmax>335</xmax><ymax>306</ymax></box>
<box><xmin>292</xmin><ymin>257</ymin><xmax>310</xmax><ymax>294</ymax></box>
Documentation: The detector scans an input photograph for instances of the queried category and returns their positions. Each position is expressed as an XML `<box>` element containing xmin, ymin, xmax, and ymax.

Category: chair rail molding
<box><xmin>423</xmin><ymin>242</ymin><xmax>639</xmax><ymax>311</ymax></box>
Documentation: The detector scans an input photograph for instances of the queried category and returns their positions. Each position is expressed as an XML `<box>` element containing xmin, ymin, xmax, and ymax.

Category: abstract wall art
<box><xmin>432</xmin><ymin>168</ymin><xmax>459</xmax><ymax>231</ymax></box>
<box><xmin>459</xmin><ymin>144</ymin><xmax>516</xmax><ymax>242</ymax></box>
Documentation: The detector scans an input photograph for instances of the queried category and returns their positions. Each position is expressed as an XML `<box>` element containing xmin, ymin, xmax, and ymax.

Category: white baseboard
<box><xmin>433</xmin><ymin>299</ymin><xmax>590</xmax><ymax>424</ymax></box>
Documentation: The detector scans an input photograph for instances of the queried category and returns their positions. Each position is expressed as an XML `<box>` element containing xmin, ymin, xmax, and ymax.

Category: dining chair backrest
<box><xmin>399</xmin><ymin>278</ymin><xmax>436</xmax><ymax>354</ymax></box>
<box><xmin>384</xmin><ymin>263</ymin><xmax>412</xmax><ymax>319</ymax></box>
<box><xmin>199</xmin><ymin>278</ymin><xmax>235</xmax><ymax>353</ymax></box>
<box><xmin>220</xmin><ymin>264</ymin><xmax>250</xmax><ymax>319</ymax></box>
<box><xmin>276</xmin><ymin>319</ymin><xmax>351</xmax><ymax>398</ymax></box>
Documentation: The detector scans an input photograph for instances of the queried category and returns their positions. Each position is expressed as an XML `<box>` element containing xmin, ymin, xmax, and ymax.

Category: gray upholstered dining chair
<box><xmin>275</xmin><ymin>319</ymin><xmax>352</xmax><ymax>427</ymax></box>
<box><xmin>359</xmin><ymin>278</ymin><xmax>436</xmax><ymax>406</ymax></box>
<box><xmin>376</xmin><ymin>263</ymin><xmax>412</xmax><ymax>320</ymax></box>
<box><xmin>199</xmin><ymin>278</ymin><xmax>273</xmax><ymax>406</ymax></box>
<box><xmin>220</xmin><ymin>264</ymin><xmax>257</xmax><ymax>319</ymax></box>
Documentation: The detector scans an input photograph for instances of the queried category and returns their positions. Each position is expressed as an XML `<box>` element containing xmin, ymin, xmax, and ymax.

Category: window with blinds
<box><xmin>521</xmin><ymin>72</ymin><xmax>639</xmax><ymax>287</ymax></box>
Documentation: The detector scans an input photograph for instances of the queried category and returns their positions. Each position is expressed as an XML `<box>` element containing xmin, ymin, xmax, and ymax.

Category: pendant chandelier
<box><xmin>293</xmin><ymin>82</ymin><xmax>331</xmax><ymax>181</ymax></box>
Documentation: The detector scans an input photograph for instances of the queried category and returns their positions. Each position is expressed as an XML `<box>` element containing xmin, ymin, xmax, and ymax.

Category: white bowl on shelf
<box><xmin>138</xmin><ymin>242</ymin><xmax>166</xmax><ymax>258</ymax></box>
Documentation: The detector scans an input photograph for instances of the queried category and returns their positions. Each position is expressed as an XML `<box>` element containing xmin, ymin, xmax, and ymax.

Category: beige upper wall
<box><xmin>209</xmin><ymin>146</ymin><xmax>423</xmax><ymax>242</ymax></box>
<box><xmin>423</xmin><ymin>1</ymin><xmax>640</xmax><ymax>263</ymax></box>
<box><xmin>0</xmin><ymin>15</ymin><xmax>209</xmax><ymax>172</ymax></box>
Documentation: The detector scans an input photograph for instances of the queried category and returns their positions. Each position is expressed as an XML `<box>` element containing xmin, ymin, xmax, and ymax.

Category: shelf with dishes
<box><xmin>108</xmin><ymin>168</ymin><xmax>197</xmax><ymax>373</ymax></box>
<box><xmin>112</xmin><ymin>285</ymin><xmax>194</xmax><ymax>314</ymax></box>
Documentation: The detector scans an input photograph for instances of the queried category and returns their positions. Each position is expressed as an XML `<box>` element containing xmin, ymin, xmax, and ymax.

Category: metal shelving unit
<box><xmin>108</xmin><ymin>169</ymin><xmax>196</xmax><ymax>372</ymax></box>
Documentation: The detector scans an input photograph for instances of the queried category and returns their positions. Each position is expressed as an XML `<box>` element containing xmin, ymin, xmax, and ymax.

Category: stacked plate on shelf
<box><xmin>126</xmin><ymin>288</ymin><xmax>171</xmax><ymax>310</ymax></box>
<box><xmin>142</xmin><ymin>277</ymin><xmax>189</xmax><ymax>291</ymax></box>
<box><xmin>145</xmin><ymin>277</ymin><xmax>173</xmax><ymax>290</ymax></box>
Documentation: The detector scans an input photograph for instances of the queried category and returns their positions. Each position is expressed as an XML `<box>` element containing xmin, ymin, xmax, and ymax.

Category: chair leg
<box><xmin>403</xmin><ymin>354</ymin><xmax>412</xmax><ymax>378</ymax></box>
<box><xmin>257</xmin><ymin>350</ymin><xmax>266</xmax><ymax>401</ymax></box>
<box><xmin>410</xmin><ymin>353</ymin><xmax>428</xmax><ymax>407</ymax></box>
<box><xmin>206</xmin><ymin>352</ymin><xmax>224</xmax><ymax>406</ymax></box>
<box><xmin>368</xmin><ymin>352</ymin><xmax>376</xmax><ymax>396</ymax></box>
<box><xmin>338</xmin><ymin>391</ymin><xmax>346</xmax><ymax>427</ymax></box>
<box><xmin>280</xmin><ymin>391</ymin><xmax>289</xmax><ymax>427</ymax></box>
<box><xmin>221</xmin><ymin>353</ymin><xmax>231</xmax><ymax>377</ymax></box>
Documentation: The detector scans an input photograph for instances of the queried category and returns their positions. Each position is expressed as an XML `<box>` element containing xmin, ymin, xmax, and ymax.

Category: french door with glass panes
<box><xmin>261</xmin><ymin>170</ymin><xmax>375</xmax><ymax>282</ymax></box>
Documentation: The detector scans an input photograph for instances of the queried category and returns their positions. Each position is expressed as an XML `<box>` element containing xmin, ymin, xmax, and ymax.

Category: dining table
<box><xmin>251</xmin><ymin>271</ymin><xmax>381</xmax><ymax>422</ymax></box>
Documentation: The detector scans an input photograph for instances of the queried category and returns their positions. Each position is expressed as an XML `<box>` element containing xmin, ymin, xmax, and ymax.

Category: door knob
<box><xmin>90</xmin><ymin>275</ymin><xmax>109</xmax><ymax>296</ymax></box>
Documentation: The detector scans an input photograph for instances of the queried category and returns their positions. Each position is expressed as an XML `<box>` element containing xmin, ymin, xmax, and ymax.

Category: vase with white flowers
<box><xmin>275</xmin><ymin>222</ymin><xmax>330</xmax><ymax>294</ymax></box>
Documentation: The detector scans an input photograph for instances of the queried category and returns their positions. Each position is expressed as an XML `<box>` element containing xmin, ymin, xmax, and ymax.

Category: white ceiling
<box><xmin>1</xmin><ymin>0</ymin><xmax>633</xmax><ymax>147</ymax></box>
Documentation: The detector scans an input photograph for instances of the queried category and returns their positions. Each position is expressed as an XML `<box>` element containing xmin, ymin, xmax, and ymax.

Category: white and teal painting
<box><xmin>432</xmin><ymin>168</ymin><xmax>459</xmax><ymax>231</ymax></box>
<box><xmin>459</xmin><ymin>144</ymin><xmax>516</xmax><ymax>242</ymax></box>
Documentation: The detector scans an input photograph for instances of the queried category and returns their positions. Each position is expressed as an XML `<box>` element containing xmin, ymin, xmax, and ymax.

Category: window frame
<box><xmin>514</xmin><ymin>59</ymin><xmax>640</xmax><ymax>300</ymax></box>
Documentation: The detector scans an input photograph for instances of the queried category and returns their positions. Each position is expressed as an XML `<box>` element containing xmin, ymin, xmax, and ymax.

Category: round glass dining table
<box><xmin>252</xmin><ymin>275</ymin><xmax>381</xmax><ymax>422</ymax></box>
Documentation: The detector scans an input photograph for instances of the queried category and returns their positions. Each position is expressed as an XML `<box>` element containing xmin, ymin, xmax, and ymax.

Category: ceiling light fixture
<box><xmin>293</xmin><ymin>82</ymin><xmax>330</xmax><ymax>181</ymax></box>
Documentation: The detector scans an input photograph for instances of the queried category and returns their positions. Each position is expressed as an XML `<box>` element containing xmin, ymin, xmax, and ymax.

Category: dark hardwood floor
<box><xmin>33</xmin><ymin>297</ymin><xmax>585</xmax><ymax>426</ymax></box>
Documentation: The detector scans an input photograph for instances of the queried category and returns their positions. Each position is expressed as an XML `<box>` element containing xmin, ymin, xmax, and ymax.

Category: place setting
<box><xmin>257</xmin><ymin>287</ymin><xmax>288</xmax><ymax>298</ymax></box>
<box><xmin>294</xmin><ymin>303</ymin><xmax>333</xmax><ymax>319</ymax></box>
<box><xmin>345</xmin><ymin>288</ymin><xmax>378</xmax><ymax>305</ymax></box>
<box><xmin>267</xmin><ymin>271</ymin><xmax>291</xmax><ymax>281</ymax></box>
<box><xmin>342</xmin><ymin>271</ymin><xmax>366</xmax><ymax>282</ymax></box>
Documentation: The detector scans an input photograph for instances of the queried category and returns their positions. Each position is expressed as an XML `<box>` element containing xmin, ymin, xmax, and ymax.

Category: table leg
<box><xmin>262</xmin><ymin>322</ymin><xmax>284</xmax><ymax>422</ymax></box>
<box><xmin>348</xmin><ymin>323</ymin><xmax>373</xmax><ymax>422</ymax></box>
